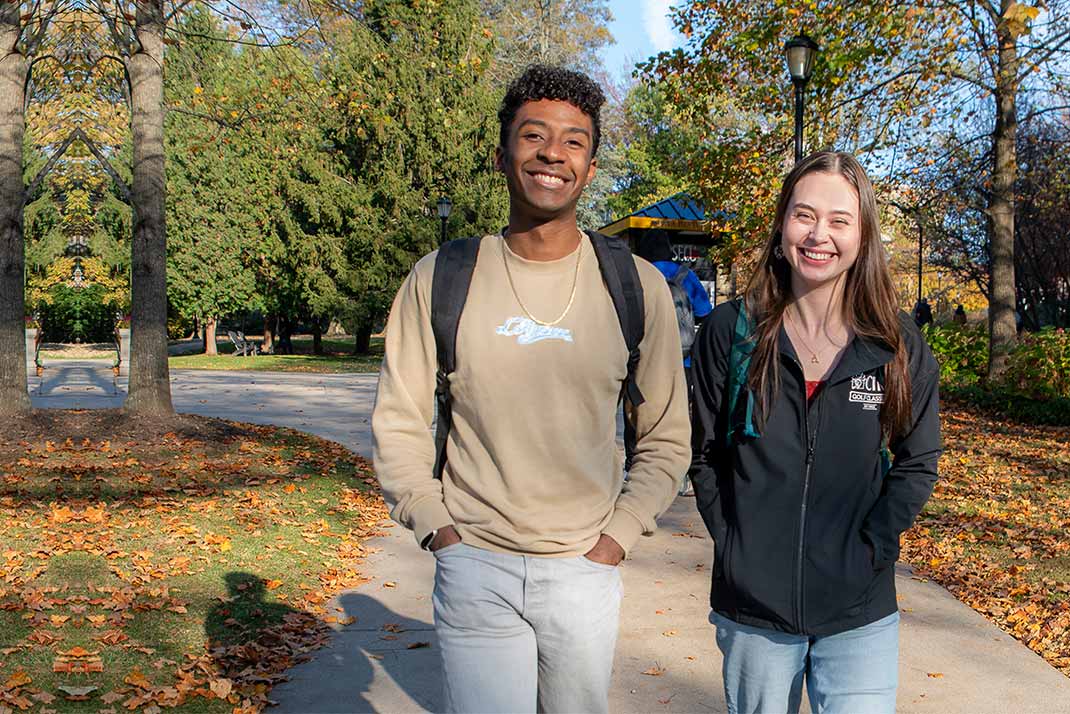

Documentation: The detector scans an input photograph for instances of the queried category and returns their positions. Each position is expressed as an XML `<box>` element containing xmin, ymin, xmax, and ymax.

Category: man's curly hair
<box><xmin>498</xmin><ymin>64</ymin><xmax>606</xmax><ymax>156</ymax></box>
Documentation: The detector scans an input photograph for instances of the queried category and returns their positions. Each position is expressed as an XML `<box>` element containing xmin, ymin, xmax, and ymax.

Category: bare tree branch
<box><xmin>74</xmin><ymin>128</ymin><xmax>132</xmax><ymax>203</ymax></box>
<box><xmin>23</xmin><ymin>130</ymin><xmax>79</xmax><ymax>206</ymax></box>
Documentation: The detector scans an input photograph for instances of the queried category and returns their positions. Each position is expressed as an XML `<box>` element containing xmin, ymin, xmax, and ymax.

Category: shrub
<box><xmin>942</xmin><ymin>385</ymin><xmax>1070</xmax><ymax>427</ymax></box>
<box><xmin>1004</xmin><ymin>327</ymin><xmax>1070</xmax><ymax>399</ymax></box>
<box><xmin>167</xmin><ymin>314</ymin><xmax>194</xmax><ymax>341</ymax></box>
<box><xmin>924</xmin><ymin>324</ymin><xmax>1070</xmax><ymax>425</ymax></box>
<box><xmin>922</xmin><ymin>324</ymin><xmax>988</xmax><ymax>387</ymax></box>
<box><xmin>38</xmin><ymin>284</ymin><xmax>117</xmax><ymax>343</ymax></box>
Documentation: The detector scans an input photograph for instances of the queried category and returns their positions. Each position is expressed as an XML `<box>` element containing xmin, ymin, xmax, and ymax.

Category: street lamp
<box><xmin>436</xmin><ymin>196</ymin><xmax>452</xmax><ymax>245</ymax></box>
<box><xmin>784</xmin><ymin>33</ymin><xmax>819</xmax><ymax>163</ymax></box>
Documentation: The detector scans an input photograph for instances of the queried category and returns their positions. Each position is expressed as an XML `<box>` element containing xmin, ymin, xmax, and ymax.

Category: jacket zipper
<box><xmin>795</xmin><ymin>364</ymin><xmax>822</xmax><ymax>634</ymax></box>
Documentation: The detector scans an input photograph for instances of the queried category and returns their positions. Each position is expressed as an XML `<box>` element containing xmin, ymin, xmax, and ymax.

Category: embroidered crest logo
<box><xmin>495</xmin><ymin>317</ymin><xmax>574</xmax><ymax>345</ymax></box>
<box><xmin>849</xmin><ymin>373</ymin><xmax>884</xmax><ymax>411</ymax></box>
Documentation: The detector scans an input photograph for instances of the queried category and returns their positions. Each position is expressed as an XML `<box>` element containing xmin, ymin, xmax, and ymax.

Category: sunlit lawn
<box><xmin>169</xmin><ymin>337</ymin><xmax>383</xmax><ymax>374</ymax></box>
<box><xmin>0</xmin><ymin>413</ymin><xmax>387</xmax><ymax>712</ymax></box>
<box><xmin>903</xmin><ymin>401</ymin><xmax>1070</xmax><ymax>675</ymax></box>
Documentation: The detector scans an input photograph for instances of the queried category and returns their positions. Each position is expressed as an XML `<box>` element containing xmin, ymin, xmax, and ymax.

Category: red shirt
<box><xmin>805</xmin><ymin>380</ymin><xmax>824</xmax><ymax>402</ymax></box>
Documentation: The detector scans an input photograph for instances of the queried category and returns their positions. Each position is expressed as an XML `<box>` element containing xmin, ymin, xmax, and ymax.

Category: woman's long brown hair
<box><xmin>743</xmin><ymin>152</ymin><xmax>912</xmax><ymax>441</ymax></box>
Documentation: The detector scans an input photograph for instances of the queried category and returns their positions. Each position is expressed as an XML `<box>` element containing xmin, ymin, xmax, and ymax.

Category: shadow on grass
<box><xmin>197</xmin><ymin>575</ymin><xmax>441</xmax><ymax>713</ymax></box>
<box><xmin>0</xmin><ymin>409</ymin><xmax>371</xmax><ymax>506</ymax></box>
<box><xmin>202</xmin><ymin>572</ymin><xmax>335</xmax><ymax>706</ymax></box>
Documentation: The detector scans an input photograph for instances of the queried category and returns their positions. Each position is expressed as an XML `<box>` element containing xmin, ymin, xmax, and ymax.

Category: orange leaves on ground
<box><xmin>901</xmin><ymin>402</ymin><xmax>1070</xmax><ymax>676</ymax></box>
<box><xmin>0</xmin><ymin>417</ymin><xmax>387</xmax><ymax>714</ymax></box>
<box><xmin>208</xmin><ymin>678</ymin><xmax>233</xmax><ymax>699</ymax></box>
<box><xmin>0</xmin><ymin>670</ymin><xmax>31</xmax><ymax>691</ymax></box>
<box><xmin>52</xmin><ymin>646</ymin><xmax>104</xmax><ymax>674</ymax></box>
<box><xmin>123</xmin><ymin>668</ymin><xmax>152</xmax><ymax>689</ymax></box>
<box><xmin>641</xmin><ymin>664</ymin><xmax>666</xmax><ymax>676</ymax></box>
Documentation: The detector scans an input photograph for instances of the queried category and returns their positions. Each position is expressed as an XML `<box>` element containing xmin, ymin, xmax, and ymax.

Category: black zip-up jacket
<box><xmin>689</xmin><ymin>300</ymin><xmax>942</xmax><ymax>637</ymax></box>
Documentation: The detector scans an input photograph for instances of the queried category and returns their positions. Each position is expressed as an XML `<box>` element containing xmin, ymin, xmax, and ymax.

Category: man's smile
<box><xmin>527</xmin><ymin>170</ymin><xmax>570</xmax><ymax>189</ymax></box>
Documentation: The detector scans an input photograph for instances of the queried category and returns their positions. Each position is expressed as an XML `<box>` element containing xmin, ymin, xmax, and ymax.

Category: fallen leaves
<box><xmin>52</xmin><ymin>647</ymin><xmax>104</xmax><ymax>674</ymax></box>
<box><xmin>641</xmin><ymin>664</ymin><xmax>666</xmax><ymax>676</ymax></box>
<box><xmin>901</xmin><ymin>404</ymin><xmax>1070</xmax><ymax>676</ymax></box>
<box><xmin>0</xmin><ymin>417</ymin><xmax>388</xmax><ymax>714</ymax></box>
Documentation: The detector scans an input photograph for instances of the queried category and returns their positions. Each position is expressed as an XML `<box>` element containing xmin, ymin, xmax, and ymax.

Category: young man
<box><xmin>372</xmin><ymin>65</ymin><xmax>690</xmax><ymax>714</ymax></box>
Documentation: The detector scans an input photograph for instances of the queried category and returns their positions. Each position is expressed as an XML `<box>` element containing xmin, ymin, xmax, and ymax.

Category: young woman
<box><xmin>689</xmin><ymin>152</ymin><xmax>942</xmax><ymax>714</ymax></box>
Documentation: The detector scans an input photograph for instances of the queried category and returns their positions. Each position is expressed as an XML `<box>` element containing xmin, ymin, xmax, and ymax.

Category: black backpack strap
<box><xmin>430</xmin><ymin>237</ymin><xmax>482</xmax><ymax>479</ymax></box>
<box><xmin>587</xmin><ymin>231</ymin><xmax>645</xmax><ymax>408</ymax></box>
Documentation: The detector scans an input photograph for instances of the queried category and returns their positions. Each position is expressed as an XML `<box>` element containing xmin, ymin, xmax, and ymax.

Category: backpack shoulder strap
<box><xmin>725</xmin><ymin>297</ymin><xmax>760</xmax><ymax>445</ymax></box>
<box><xmin>587</xmin><ymin>231</ymin><xmax>645</xmax><ymax>408</ymax></box>
<box><xmin>878</xmin><ymin>364</ymin><xmax>892</xmax><ymax>476</ymax></box>
<box><xmin>430</xmin><ymin>237</ymin><xmax>482</xmax><ymax>479</ymax></box>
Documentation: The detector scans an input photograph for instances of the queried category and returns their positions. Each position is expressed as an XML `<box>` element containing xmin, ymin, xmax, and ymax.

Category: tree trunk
<box><xmin>123</xmin><ymin>0</ymin><xmax>174</xmax><ymax>416</ymax></box>
<box><xmin>262</xmin><ymin>313</ymin><xmax>274</xmax><ymax>353</ymax></box>
<box><xmin>0</xmin><ymin>7</ymin><xmax>30</xmax><ymax>415</ymax></box>
<box><xmin>326</xmin><ymin>318</ymin><xmax>345</xmax><ymax>337</ymax></box>
<box><xmin>986</xmin><ymin>7</ymin><xmax>1020</xmax><ymax>380</ymax></box>
<box><xmin>354</xmin><ymin>324</ymin><xmax>372</xmax><ymax>354</ymax></box>
<box><xmin>204</xmin><ymin>317</ymin><xmax>218</xmax><ymax>356</ymax></box>
<box><xmin>312</xmin><ymin>319</ymin><xmax>323</xmax><ymax>355</ymax></box>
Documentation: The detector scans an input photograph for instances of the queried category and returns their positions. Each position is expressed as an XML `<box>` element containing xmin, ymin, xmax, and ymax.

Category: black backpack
<box><xmin>430</xmin><ymin>231</ymin><xmax>645</xmax><ymax>479</ymax></box>
<box><xmin>667</xmin><ymin>264</ymin><xmax>696</xmax><ymax>359</ymax></box>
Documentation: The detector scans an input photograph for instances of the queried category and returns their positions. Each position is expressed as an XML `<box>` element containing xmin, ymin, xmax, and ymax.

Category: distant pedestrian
<box><xmin>689</xmin><ymin>152</ymin><xmax>942</xmax><ymax>714</ymax></box>
<box><xmin>913</xmin><ymin>297</ymin><xmax>933</xmax><ymax>328</ymax></box>
<box><xmin>953</xmin><ymin>304</ymin><xmax>967</xmax><ymax>326</ymax></box>
<box><xmin>631</xmin><ymin>229</ymin><xmax>712</xmax><ymax>496</ymax></box>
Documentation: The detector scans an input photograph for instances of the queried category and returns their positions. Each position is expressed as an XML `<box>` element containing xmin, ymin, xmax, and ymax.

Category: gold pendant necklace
<box><xmin>786</xmin><ymin>309</ymin><xmax>823</xmax><ymax>365</ymax></box>
<box><xmin>501</xmin><ymin>231</ymin><xmax>583</xmax><ymax>327</ymax></box>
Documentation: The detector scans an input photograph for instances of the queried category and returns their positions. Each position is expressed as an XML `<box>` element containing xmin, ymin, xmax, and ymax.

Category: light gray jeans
<box><xmin>432</xmin><ymin>542</ymin><xmax>622</xmax><ymax>714</ymax></box>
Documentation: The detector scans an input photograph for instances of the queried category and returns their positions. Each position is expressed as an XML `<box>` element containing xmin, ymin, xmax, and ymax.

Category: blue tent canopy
<box><xmin>599</xmin><ymin>192</ymin><xmax>724</xmax><ymax>236</ymax></box>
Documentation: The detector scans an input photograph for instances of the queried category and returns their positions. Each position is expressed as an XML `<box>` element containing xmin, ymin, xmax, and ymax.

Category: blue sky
<box><xmin>601</xmin><ymin>0</ymin><xmax>684</xmax><ymax>81</ymax></box>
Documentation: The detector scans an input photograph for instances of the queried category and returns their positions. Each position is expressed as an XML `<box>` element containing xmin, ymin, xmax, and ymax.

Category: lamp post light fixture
<box><xmin>784</xmin><ymin>33</ymin><xmax>819</xmax><ymax>163</ymax></box>
<box><xmin>436</xmin><ymin>196</ymin><xmax>452</xmax><ymax>245</ymax></box>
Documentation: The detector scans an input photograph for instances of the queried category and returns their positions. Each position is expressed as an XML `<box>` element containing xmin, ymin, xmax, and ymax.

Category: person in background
<box><xmin>913</xmin><ymin>297</ymin><xmax>933</xmax><ymax>328</ymax></box>
<box><xmin>630</xmin><ymin>229</ymin><xmax>712</xmax><ymax>496</ymax></box>
<box><xmin>952</xmin><ymin>304</ymin><xmax>967</xmax><ymax>326</ymax></box>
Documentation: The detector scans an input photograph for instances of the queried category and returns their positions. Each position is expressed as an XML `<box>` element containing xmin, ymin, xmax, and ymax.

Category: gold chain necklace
<box><xmin>785</xmin><ymin>308</ymin><xmax>837</xmax><ymax>365</ymax></box>
<box><xmin>501</xmin><ymin>231</ymin><xmax>583</xmax><ymax>327</ymax></box>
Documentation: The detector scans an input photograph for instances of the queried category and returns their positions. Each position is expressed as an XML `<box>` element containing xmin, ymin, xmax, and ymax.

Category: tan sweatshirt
<box><xmin>372</xmin><ymin>233</ymin><xmax>691</xmax><ymax>557</ymax></box>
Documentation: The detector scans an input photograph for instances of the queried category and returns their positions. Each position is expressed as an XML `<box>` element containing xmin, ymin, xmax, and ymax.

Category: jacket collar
<box><xmin>778</xmin><ymin>327</ymin><xmax>895</xmax><ymax>385</ymax></box>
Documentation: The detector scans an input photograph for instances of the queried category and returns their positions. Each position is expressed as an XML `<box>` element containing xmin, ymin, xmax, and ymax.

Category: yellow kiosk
<box><xmin>598</xmin><ymin>193</ymin><xmax>735</xmax><ymax>304</ymax></box>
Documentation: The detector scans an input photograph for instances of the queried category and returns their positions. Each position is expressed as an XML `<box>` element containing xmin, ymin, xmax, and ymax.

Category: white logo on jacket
<box><xmin>495</xmin><ymin>317</ymin><xmax>573</xmax><ymax>345</ymax></box>
<box><xmin>849</xmin><ymin>373</ymin><xmax>884</xmax><ymax>411</ymax></box>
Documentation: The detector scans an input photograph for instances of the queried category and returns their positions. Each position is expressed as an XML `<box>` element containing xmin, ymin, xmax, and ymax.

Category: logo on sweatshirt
<box><xmin>849</xmin><ymin>373</ymin><xmax>884</xmax><ymax>411</ymax></box>
<box><xmin>495</xmin><ymin>317</ymin><xmax>573</xmax><ymax>345</ymax></box>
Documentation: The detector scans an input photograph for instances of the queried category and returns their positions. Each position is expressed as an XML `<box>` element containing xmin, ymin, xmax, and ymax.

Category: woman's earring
<box><xmin>774</xmin><ymin>245</ymin><xmax>785</xmax><ymax>260</ymax></box>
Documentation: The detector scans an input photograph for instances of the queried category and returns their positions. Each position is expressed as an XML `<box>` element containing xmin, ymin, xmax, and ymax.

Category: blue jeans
<box><xmin>432</xmin><ymin>542</ymin><xmax>622</xmax><ymax>714</ymax></box>
<box><xmin>711</xmin><ymin>611</ymin><xmax>899</xmax><ymax>714</ymax></box>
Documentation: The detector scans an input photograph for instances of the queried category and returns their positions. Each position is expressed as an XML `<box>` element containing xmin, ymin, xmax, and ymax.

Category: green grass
<box><xmin>0</xmin><ymin>417</ymin><xmax>384</xmax><ymax>712</ymax></box>
<box><xmin>170</xmin><ymin>337</ymin><xmax>383</xmax><ymax>374</ymax></box>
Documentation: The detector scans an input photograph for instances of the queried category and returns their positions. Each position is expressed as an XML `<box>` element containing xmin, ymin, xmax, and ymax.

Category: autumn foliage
<box><xmin>902</xmin><ymin>400</ymin><xmax>1070</xmax><ymax>675</ymax></box>
<box><xmin>0</xmin><ymin>413</ymin><xmax>387</xmax><ymax>713</ymax></box>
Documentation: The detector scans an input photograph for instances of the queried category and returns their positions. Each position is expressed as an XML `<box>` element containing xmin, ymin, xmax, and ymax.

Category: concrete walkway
<box><xmin>31</xmin><ymin>364</ymin><xmax>1070</xmax><ymax>713</ymax></box>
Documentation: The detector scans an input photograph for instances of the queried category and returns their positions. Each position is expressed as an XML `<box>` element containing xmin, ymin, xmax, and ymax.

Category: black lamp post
<box><xmin>784</xmin><ymin>33</ymin><xmax>819</xmax><ymax>163</ymax></box>
<box><xmin>917</xmin><ymin>220</ymin><xmax>924</xmax><ymax>306</ymax></box>
<box><xmin>436</xmin><ymin>196</ymin><xmax>452</xmax><ymax>245</ymax></box>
